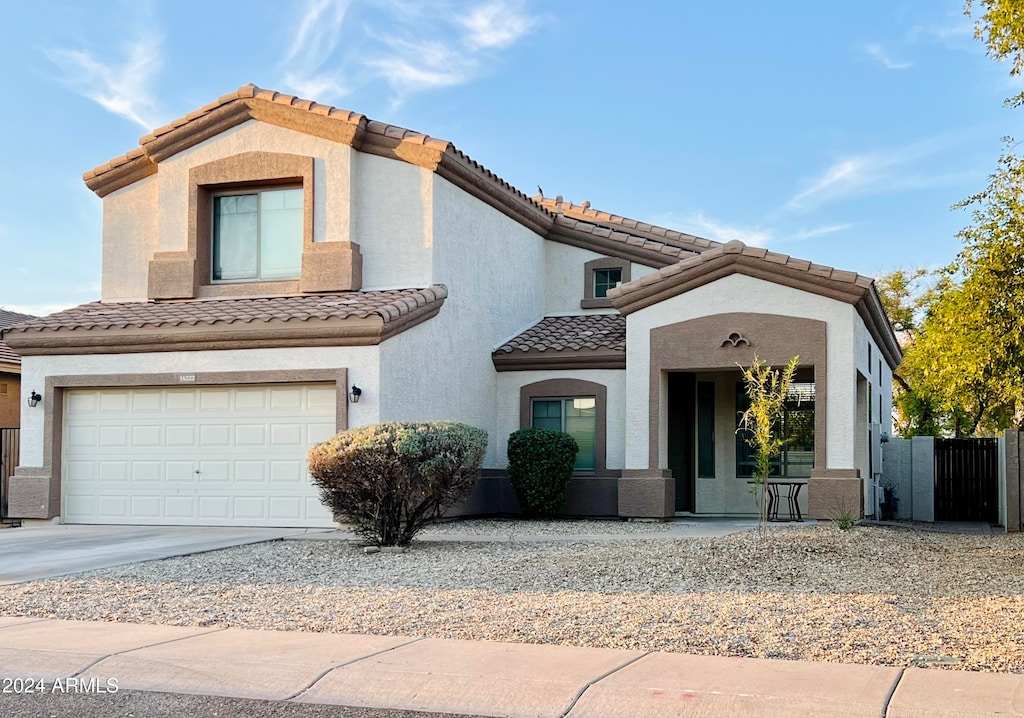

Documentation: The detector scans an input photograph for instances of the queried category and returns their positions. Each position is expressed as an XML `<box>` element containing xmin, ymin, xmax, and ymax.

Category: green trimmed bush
<box><xmin>507</xmin><ymin>427</ymin><xmax>579</xmax><ymax>517</ymax></box>
<box><xmin>308</xmin><ymin>421</ymin><xmax>488</xmax><ymax>546</ymax></box>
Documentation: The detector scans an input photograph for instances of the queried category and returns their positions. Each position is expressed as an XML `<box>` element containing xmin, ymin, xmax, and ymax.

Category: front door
<box><xmin>667</xmin><ymin>372</ymin><xmax>695</xmax><ymax>512</ymax></box>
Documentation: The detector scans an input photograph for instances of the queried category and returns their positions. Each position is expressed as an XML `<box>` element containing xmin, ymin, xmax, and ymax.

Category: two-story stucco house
<box><xmin>2</xmin><ymin>85</ymin><xmax>900</xmax><ymax>528</ymax></box>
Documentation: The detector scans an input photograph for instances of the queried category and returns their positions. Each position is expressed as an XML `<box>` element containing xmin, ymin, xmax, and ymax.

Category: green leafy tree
<box><xmin>876</xmin><ymin>269</ymin><xmax>944</xmax><ymax>436</ymax></box>
<box><xmin>738</xmin><ymin>355</ymin><xmax>799</xmax><ymax>538</ymax></box>
<box><xmin>884</xmin><ymin>150</ymin><xmax>1024</xmax><ymax>437</ymax></box>
<box><xmin>966</xmin><ymin>0</ymin><xmax>1024</xmax><ymax>106</ymax></box>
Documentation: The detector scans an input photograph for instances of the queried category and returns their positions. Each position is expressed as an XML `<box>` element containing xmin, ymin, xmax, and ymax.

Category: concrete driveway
<box><xmin>0</xmin><ymin>525</ymin><xmax>328</xmax><ymax>584</ymax></box>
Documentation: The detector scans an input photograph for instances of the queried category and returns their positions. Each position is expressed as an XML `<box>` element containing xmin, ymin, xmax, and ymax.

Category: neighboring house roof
<box><xmin>607</xmin><ymin>240</ymin><xmax>902</xmax><ymax>368</ymax></box>
<box><xmin>536</xmin><ymin>196</ymin><xmax>720</xmax><ymax>255</ymax></box>
<box><xmin>493</xmin><ymin>315</ymin><xmax>626</xmax><ymax>371</ymax></box>
<box><xmin>2</xmin><ymin>288</ymin><xmax>447</xmax><ymax>356</ymax></box>
<box><xmin>0</xmin><ymin>309</ymin><xmax>36</xmax><ymax>370</ymax></box>
<box><xmin>81</xmin><ymin>84</ymin><xmax>699</xmax><ymax>271</ymax></box>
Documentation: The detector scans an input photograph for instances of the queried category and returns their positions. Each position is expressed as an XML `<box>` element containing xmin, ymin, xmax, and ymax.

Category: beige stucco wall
<box><xmin>351</xmin><ymin>152</ymin><xmax>433</xmax><ymax>290</ymax></box>
<box><xmin>543</xmin><ymin>243</ymin><xmax>657</xmax><ymax>315</ymax></box>
<box><xmin>377</xmin><ymin>173</ymin><xmax>546</xmax><ymax>467</ymax></box>
<box><xmin>101</xmin><ymin>175</ymin><xmax>158</xmax><ymax>302</ymax></box>
<box><xmin>624</xmin><ymin>273</ymin><xmax>858</xmax><ymax>474</ymax></box>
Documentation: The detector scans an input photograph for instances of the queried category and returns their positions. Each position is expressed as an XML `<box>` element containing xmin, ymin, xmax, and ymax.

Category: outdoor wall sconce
<box><xmin>27</xmin><ymin>390</ymin><xmax>42</xmax><ymax>408</ymax></box>
<box><xmin>349</xmin><ymin>385</ymin><xmax>362</xmax><ymax>404</ymax></box>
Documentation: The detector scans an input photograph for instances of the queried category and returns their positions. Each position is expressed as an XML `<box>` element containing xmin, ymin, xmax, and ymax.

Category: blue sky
<box><xmin>0</xmin><ymin>0</ymin><xmax>1018</xmax><ymax>315</ymax></box>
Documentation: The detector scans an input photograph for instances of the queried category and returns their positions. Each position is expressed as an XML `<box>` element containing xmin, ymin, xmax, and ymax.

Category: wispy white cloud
<box><xmin>45</xmin><ymin>32</ymin><xmax>163</xmax><ymax>129</ymax></box>
<box><xmin>782</xmin><ymin>136</ymin><xmax>974</xmax><ymax>213</ymax></box>
<box><xmin>863</xmin><ymin>42</ymin><xmax>912</xmax><ymax>70</ymax></box>
<box><xmin>790</xmin><ymin>223</ymin><xmax>853</xmax><ymax>241</ymax></box>
<box><xmin>281</xmin><ymin>0</ymin><xmax>353</xmax><ymax>102</ymax></box>
<box><xmin>457</xmin><ymin>1</ymin><xmax>539</xmax><ymax>50</ymax></box>
<box><xmin>670</xmin><ymin>212</ymin><xmax>775</xmax><ymax>247</ymax></box>
<box><xmin>908</xmin><ymin>15</ymin><xmax>975</xmax><ymax>49</ymax></box>
<box><xmin>277</xmin><ymin>0</ymin><xmax>543</xmax><ymax>106</ymax></box>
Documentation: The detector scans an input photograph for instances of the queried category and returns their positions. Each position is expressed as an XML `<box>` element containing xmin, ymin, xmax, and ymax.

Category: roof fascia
<box><xmin>492</xmin><ymin>348</ymin><xmax>626</xmax><ymax>372</ymax></box>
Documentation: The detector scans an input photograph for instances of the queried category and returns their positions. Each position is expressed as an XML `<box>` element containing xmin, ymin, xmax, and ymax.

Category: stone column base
<box><xmin>807</xmin><ymin>471</ymin><xmax>862</xmax><ymax>520</ymax></box>
<box><xmin>618</xmin><ymin>470</ymin><xmax>674</xmax><ymax>519</ymax></box>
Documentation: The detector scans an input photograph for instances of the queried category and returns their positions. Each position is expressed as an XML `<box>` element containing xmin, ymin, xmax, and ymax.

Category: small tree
<box><xmin>307</xmin><ymin>421</ymin><xmax>488</xmax><ymax>546</ymax></box>
<box><xmin>738</xmin><ymin>355</ymin><xmax>800</xmax><ymax>539</ymax></box>
<box><xmin>507</xmin><ymin>427</ymin><xmax>578</xmax><ymax>517</ymax></box>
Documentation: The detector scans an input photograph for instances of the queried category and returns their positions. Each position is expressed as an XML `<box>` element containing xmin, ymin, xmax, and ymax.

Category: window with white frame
<box><xmin>212</xmin><ymin>187</ymin><xmax>303</xmax><ymax>282</ymax></box>
<box><xmin>531</xmin><ymin>397</ymin><xmax>597</xmax><ymax>471</ymax></box>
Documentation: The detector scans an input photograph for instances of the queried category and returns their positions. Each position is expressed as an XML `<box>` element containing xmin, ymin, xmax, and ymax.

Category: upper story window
<box><xmin>212</xmin><ymin>187</ymin><xmax>303</xmax><ymax>282</ymax></box>
<box><xmin>593</xmin><ymin>268</ymin><xmax>622</xmax><ymax>298</ymax></box>
<box><xmin>581</xmin><ymin>258</ymin><xmax>631</xmax><ymax>309</ymax></box>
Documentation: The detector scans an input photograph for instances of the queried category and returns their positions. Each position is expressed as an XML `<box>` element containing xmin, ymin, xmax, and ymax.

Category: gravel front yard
<box><xmin>3</xmin><ymin>522</ymin><xmax>1024</xmax><ymax>671</ymax></box>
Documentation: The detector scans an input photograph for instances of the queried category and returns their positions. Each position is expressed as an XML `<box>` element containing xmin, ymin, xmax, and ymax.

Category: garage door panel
<box><xmin>198</xmin><ymin>496</ymin><xmax>230</xmax><ymax>519</ymax></box>
<box><xmin>234</xmin><ymin>388</ymin><xmax>269</xmax><ymax>410</ymax></box>
<box><xmin>235</xmin><ymin>461</ymin><xmax>266</xmax><ymax>483</ymax></box>
<box><xmin>131</xmin><ymin>391</ymin><xmax>162</xmax><ymax>412</ymax></box>
<box><xmin>166</xmin><ymin>425</ymin><xmax>196</xmax><ymax>446</ymax></box>
<box><xmin>132</xmin><ymin>425</ymin><xmax>161</xmax><ymax>447</ymax></box>
<box><xmin>99</xmin><ymin>392</ymin><xmax>129</xmax><ymax>412</ymax></box>
<box><xmin>308</xmin><ymin>422</ymin><xmax>336</xmax><ymax>444</ymax></box>
<box><xmin>199</xmin><ymin>390</ymin><xmax>231</xmax><ymax>411</ymax></box>
<box><xmin>235</xmin><ymin>424</ymin><xmax>267</xmax><ymax>446</ymax></box>
<box><xmin>64</xmin><ymin>384</ymin><xmax>336</xmax><ymax>527</ymax></box>
<box><xmin>132</xmin><ymin>461</ymin><xmax>162</xmax><ymax>482</ymax></box>
<box><xmin>98</xmin><ymin>461</ymin><xmax>128</xmax><ymax>482</ymax></box>
<box><xmin>165</xmin><ymin>461</ymin><xmax>196</xmax><ymax>482</ymax></box>
<box><xmin>269</xmin><ymin>387</ymin><xmax>303</xmax><ymax>410</ymax></box>
<box><xmin>166</xmin><ymin>391</ymin><xmax>197</xmax><ymax>411</ymax></box>
<box><xmin>67</xmin><ymin>460</ymin><xmax>96</xmax><ymax>481</ymax></box>
<box><xmin>67</xmin><ymin>426</ymin><xmax>97</xmax><ymax>448</ymax></box>
<box><xmin>129</xmin><ymin>496</ymin><xmax>161</xmax><ymax>518</ymax></box>
<box><xmin>165</xmin><ymin>496</ymin><xmax>195</xmax><ymax>518</ymax></box>
<box><xmin>200</xmin><ymin>424</ymin><xmax>231</xmax><ymax>447</ymax></box>
<box><xmin>233</xmin><ymin>497</ymin><xmax>266</xmax><ymax>519</ymax></box>
<box><xmin>100</xmin><ymin>495</ymin><xmax>130</xmax><ymax>518</ymax></box>
<box><xmin>99</xmin><ymin>425</ymin><xmax>129</xmax><ymax>447</ymax></box>
<box><xmin>269</xmin><ymin>424</ymin><xmax>302</xmax><ymax>446</ymax></box>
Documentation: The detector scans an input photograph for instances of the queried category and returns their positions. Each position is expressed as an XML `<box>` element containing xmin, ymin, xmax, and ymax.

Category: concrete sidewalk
<box><xmin>0</xmin><ymin>618</ymin><xmax>1017</xmax><ymax>718</ymax></box>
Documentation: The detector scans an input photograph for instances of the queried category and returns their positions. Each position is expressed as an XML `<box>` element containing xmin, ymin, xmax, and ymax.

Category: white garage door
<box><xmin>63</xmin><ymin>384</ymin><xmax>337</xmax><ymax>527</ymax></box>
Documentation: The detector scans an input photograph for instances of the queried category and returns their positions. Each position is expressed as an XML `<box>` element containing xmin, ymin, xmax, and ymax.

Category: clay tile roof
<box><xmin>609</xmin><ymin>241</ymin><xmax>876</xmax><ymax>304</ymax></box>
<box><xmin>3</xmin><ymin>288</ymin><xmax>447</xmax><ymax>335</ymax></box>
<box><xmin>535</xmin><ymin>196</ymin><xmax>721</xmax><ymax>254</ymax></box>
<box><xmin>0</xmin><ymin>309</ymin><xmax>37</xmax><ymax>365</ymax></box>
<box><xmin>495</xmin><ymin>314</ymin><xmax>625</xmax><ymax>355</ymax></box>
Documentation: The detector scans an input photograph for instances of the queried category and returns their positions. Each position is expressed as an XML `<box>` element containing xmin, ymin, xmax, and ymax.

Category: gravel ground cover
<box><xmin>3</xmin><ymin>522</ymin><xmax>1024</xmax><ymax>671</ymax></box>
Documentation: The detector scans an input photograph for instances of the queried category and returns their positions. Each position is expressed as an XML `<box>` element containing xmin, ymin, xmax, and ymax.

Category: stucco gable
<box><xmin>608</xmin><ymin>240</ymin><xmax>901</xmax><ymax>369</ymax></box>
<box><xmin>83</xmin><ymin>85</ymin><xmax>717</xmax><ymax>271</ymax></box>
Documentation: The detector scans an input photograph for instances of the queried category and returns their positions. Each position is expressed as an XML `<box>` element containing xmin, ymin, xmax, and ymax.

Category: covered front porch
<box><xmin>606</xmin><ymin>241</ymin><xmax>900</xmax><ymax>521</ymax></box>
<box><xmin>665</xmin><ymin>368</ymin><xmax>815</xmax><ymax>518</ymax></box>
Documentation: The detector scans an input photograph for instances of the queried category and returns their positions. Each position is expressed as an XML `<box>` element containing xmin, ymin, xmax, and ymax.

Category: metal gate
<box><xmin>934</xmin><ymin>437</ymin><xmax>998</xmax><ymax>523</ymax></box>
<box><xmin>0</xmin><ymin>428</ymin><xmax>18</xmax><ymax>520</ymax></box>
